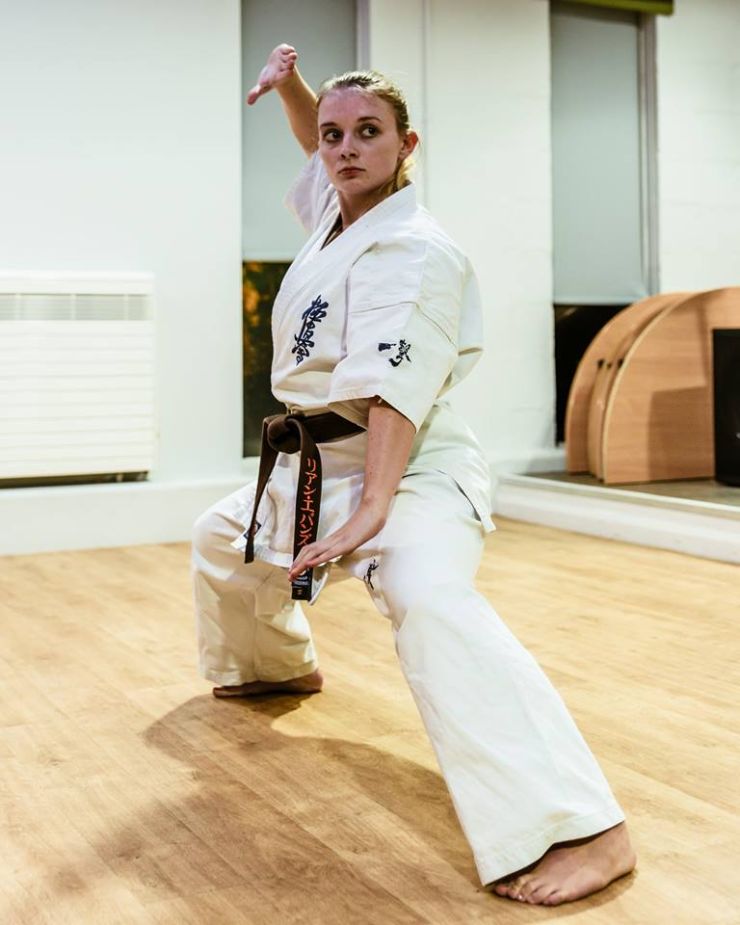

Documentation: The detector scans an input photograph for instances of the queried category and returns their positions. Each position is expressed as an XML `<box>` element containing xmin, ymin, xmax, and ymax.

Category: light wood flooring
<box><xmin>1</xmin><ymin>518</ymin><xmax>738</xmax><ymax>924</ymax></box>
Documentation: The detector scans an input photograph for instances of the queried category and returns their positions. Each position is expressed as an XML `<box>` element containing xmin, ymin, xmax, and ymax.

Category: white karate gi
<box><xmin>192</xmin><ymin>154</ymin><xmax>625</xmax><ymax>884</ymax></box>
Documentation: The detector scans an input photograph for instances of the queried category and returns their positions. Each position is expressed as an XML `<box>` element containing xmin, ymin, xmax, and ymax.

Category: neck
<box><xmin>337</xmin><ymin>193</ymin><xmax>381</xmax><ymax>228</ymax></box>
<box><xmin>337</xmin><ymin>179</ymin><xmax>397</xmax><ymax>228</ymax></box>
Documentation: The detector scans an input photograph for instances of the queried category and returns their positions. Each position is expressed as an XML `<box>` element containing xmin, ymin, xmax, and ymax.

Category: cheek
<box><xmin>318</xmin><ymin>147</ymin><xmax>336</xmax><ymax>171</ymax></box>
<box><xmin>368</xmin><ymin>137</ymin><xmax>399</xmax><ymax>166</ymax></box>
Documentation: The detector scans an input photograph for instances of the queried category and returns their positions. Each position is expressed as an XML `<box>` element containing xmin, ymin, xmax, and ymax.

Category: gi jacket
<box><xmin>234</xmin><ymin>153</ymin><xmax>494</xmax><ymax>576</ymax></box>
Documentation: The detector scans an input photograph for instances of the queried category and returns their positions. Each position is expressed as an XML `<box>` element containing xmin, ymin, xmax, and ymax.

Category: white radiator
<box><xmin>0</xmin><ymin>273</ymin><xmax>156</xmax><ymax>484</ymax></box>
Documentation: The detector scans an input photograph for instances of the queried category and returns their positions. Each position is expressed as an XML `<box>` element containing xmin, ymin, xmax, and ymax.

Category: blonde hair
<box><xmin>316</xmin><ymin>70</ymin><xmax>416</xmax><ymax>195</ymax></box>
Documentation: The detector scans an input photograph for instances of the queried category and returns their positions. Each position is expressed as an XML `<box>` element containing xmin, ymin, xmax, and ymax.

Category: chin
<box><xmin>335</xmin><ymin>176</ymin><xmax>373</xmax><ymax>193</ymax></box>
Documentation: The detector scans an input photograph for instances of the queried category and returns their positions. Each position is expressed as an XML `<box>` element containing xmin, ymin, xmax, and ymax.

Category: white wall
<box><xmin>3</xmin><ymin>0</ymin><xmax>737</xmax><ymax>554</ymax></box>
<box><xmin>368</xmin><ymin>0</ymin><xmax>559</xmax><ymax>471</ymax></box>
<box><xmin>656</xmin><ymin>0</ymin><xmax>740</xmax><ymax>290</ymax></box>
<box><xmin>0</xmin><ymin>0</ymin><xmax>245</xmax><ymax>553</ymax></box>
<box><xmin>366</xmin><ymin>0</ymin><xmax>428</xmax><ymax>202</ymax></box>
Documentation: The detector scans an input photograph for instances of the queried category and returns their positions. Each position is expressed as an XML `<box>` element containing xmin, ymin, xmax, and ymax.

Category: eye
<box><xmin>322</xmin><ymin>129</ymin><xmax>341</xmax><ymax>142</ymax></box>
<box><xmin>361</xmin><ymin>124</ymin><xmax>379</xmax><ymax>137</ymax></box>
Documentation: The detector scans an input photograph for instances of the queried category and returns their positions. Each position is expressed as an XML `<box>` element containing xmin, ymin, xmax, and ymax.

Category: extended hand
<box><xmin>287</xmin><ymin>500</ymin><xmax>388</xmax><ymax>581</ymax></box>
<box><xmin>246</xmin><ymin>43</ymin><xmax>298</xmax><ymax>105</ymax></box>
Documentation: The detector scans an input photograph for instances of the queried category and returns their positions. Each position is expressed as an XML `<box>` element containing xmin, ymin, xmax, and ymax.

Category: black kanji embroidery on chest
<box><xmin>293</xmin><ymin>295</ymin><xmax>329</xmax><ymax>365</ymax></box>
<box><xmin>378</xmin><ymin>339</ymin><xmax>412</xmax><ymax>367</ymax></box>
<box><xmin>363</xmin><ymin>558</ymin><xmax>379</xmax><ymax>590</ymax></box>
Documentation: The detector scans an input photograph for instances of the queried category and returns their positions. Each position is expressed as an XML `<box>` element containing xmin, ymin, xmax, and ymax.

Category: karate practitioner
<box><xmin>192</xmin><ymin>43</ymin><xmax>636</xmax><ymax>906</ymax></box>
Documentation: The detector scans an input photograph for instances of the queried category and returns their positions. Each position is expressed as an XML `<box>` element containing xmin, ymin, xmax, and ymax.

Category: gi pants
<box><xmin>192</xmin><ymin>470</ymin><xmax>625</xmax><ymax>885</ymax></box>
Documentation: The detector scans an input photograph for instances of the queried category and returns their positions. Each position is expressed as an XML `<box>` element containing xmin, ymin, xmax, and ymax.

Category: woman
<box><xmin>192</xmin><ymin>43</ymin><xmax>636</xmax><ymax>906</ymax></box>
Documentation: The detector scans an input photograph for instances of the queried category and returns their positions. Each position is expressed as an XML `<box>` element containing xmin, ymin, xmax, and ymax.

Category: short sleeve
<box><xmin>283</xmin><ymin>151</ymin><xmax>337</xmax><ymax>234</ymax></box>
<box><xmin>327</xmin><ymin>239</ymin><xmax>463</xmax><ymax>432</ymax></box>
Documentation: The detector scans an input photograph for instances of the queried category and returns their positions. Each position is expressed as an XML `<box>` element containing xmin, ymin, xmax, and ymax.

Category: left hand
<box><xmin>246</xmin><ymin>43</ymin><xmax>298</xmax><ymax>106</ymax></box>
<box><xmin>287</xmin><ymin>499</ymin><xmax>388</xmax><ymax>581</ymax></box>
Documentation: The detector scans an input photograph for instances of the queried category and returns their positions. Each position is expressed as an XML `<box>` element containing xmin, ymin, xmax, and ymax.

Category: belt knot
<box><xmin>266</xmin><ymin>414</ymin><xmax>303</xmax><ymax>455</ymax></box>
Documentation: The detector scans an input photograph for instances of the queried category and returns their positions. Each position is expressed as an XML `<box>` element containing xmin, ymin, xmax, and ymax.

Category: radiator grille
<box><xmin>0</xmin><ymin>276</ymin><xmax>156</xmax><ymax>483</ymax></box>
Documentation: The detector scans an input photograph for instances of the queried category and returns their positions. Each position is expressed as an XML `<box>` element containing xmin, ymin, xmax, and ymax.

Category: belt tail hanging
<box><xmin>290</xmin><ymin>426</ymin><xmax>323</xmax><ymax>601</ymax></box>
<box><xmin>244</xmin><ymin>415</ymin><xmax>281</xmax><ymax>565</ymax></box>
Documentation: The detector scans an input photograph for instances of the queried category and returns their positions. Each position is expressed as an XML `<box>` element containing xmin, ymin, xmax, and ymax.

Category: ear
<box><xmin>399</xmin><ymin>130</ymin><xmax>419</xmax><ymax>161</ymax></box>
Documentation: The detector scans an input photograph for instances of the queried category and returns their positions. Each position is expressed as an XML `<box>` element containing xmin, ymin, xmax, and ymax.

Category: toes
<box><xmin>523</xmin><ymin>881</ymin><xmax>553</xmax><ymax>904</ymax></box>
<box><xmin>492</xmin><ymin>864</ymin><xmax>542</xmax><ymax>901</ymax></box>
<box><xmin>542</xmin><ymin>889</ymin><xmax>565</xmax><ymax>906</ymax></box>
<box><xmin>506</xmin><ymin>876</ymin><xmax>533</xmax><ymax>900</ymax></box>
<box><xmin>500</xmin><ymin>882</ymin><xmax>521</xmax><ymax>899</ymax></box>
<box><xmin>492</xmin><ymin>880</ymin><xmax>517</xmax><ymax>897</ymax></box>
<box><xmin>495</xmin><ymin>877</ymin><xmax>564</xmax><ymax>906</ymax></box>
<box><xmin>520</xmin><ymin>878</ymin><xmax>547</xmax><ymax>903</ymax></box>
<box><xmin>492</xmin><ymin>873</ymin><xmax>519</xmax><ymax>897</ymax></box>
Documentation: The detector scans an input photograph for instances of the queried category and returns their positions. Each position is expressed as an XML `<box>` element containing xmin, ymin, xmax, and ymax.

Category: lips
<box><xmin>339</xmin><ymin>167</ymin><xmax>363</xmax><ymax>176</ymax></box>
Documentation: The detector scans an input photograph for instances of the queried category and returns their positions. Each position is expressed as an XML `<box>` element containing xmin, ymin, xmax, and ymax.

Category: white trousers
<box><xmin>192</xmin><ymin>470</ymin><xmax>625</xmax><ymax>885</ymax></box>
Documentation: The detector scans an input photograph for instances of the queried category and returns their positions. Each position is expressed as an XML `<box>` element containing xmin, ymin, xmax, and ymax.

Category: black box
<box><xmin>713</xmin><ymin>328</ymin><xmax>740</xmax><ymax>487</ymax></box>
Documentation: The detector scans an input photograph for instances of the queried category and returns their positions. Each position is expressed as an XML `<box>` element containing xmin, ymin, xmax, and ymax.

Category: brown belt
<box><xmin>244</xmin><ymin>411</ymin><xmax>365</xmax><ymax>600</ymax></box>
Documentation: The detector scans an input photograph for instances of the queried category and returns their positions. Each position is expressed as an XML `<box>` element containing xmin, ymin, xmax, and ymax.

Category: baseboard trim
<box><xmin>0</xmin><ymin>473</ymin><xmax>256</xmax><ymax>556</ymax></box>
<box><xmin>494</xmin><ymin>473</ymin><xmax>740</xmax><ymax>564</ymax></box>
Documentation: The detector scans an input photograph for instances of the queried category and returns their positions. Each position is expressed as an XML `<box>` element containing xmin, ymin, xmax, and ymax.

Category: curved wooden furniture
<box><xmin>565</xmin><ymin>293</ymin><xmax>686</xmax><ymax>473</ymax></box>
<box><xmin>601</xmin><ymin>287</ymin><xmax>740</xmax><ymax>484</ymax></box>
<box><xmin>586</xmin><ymin>292</ymin><xmax>693</xmax><ymax>478</ymax></box>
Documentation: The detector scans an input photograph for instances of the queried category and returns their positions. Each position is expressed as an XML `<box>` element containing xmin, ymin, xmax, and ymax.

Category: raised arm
<box><xmin>247</xmin><ymin>43</ymin><xmax>318</xmax><ymax>156</ymax></box>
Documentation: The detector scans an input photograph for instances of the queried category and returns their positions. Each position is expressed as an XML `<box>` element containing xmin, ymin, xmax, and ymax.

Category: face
<box><xmin>317</xmin><ymin>88</ymin><xmax>417</xmax><ymax>202</ymax></box>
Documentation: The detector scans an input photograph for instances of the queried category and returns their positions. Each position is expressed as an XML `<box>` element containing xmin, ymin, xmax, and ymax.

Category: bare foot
<box><xmin>212</xmin><ymin>668</ymin><xmax>323</xmax><ymax>698</ymax></box>
<box><xmin>493</xmin><ymin>821</ymin><xmax>636</xmax><ymax>906</ymax></box>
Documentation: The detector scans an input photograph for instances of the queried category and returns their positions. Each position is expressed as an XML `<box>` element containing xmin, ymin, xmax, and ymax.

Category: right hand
<box><xmin>246</xmin><ymin>44</ymin><xmax>298</xmax><ymax>105</ymax></box>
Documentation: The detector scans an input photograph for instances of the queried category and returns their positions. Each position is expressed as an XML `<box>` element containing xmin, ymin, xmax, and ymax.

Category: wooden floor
<box><xmin>1</xmin><ymin>519</ymin><xmax>738</xmax><ymax>924</ymax></box>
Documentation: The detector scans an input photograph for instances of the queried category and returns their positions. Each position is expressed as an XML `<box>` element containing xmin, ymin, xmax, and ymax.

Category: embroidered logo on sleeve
<box><xmin>378</xmin><ymin>339</ymin><xmax>412</xmax><ymax>367</ymax></box>
<box><xmin>293</xmin><ymin>295</ymin><xmax>329</xmax><ymax>365</ymax></box>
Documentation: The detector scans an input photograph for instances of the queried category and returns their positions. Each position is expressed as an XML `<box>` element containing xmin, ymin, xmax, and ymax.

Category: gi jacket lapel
<box><xmin>274</xmin><ymin>183</ymin><xmax>418</xmax><ymax>330</ymax></box>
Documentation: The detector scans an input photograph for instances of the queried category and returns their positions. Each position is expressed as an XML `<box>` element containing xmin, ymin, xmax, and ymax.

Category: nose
<box><xmin>339</xmin><ymin>135</ymin><xmax>358</xmax><ymax>159</ymax></box>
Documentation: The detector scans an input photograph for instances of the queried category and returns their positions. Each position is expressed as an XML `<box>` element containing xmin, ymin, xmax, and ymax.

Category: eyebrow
<box><xmin>319</xmin><ymin>115</ymin><xmax>382</xmax><ymax>128</ymax></box>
